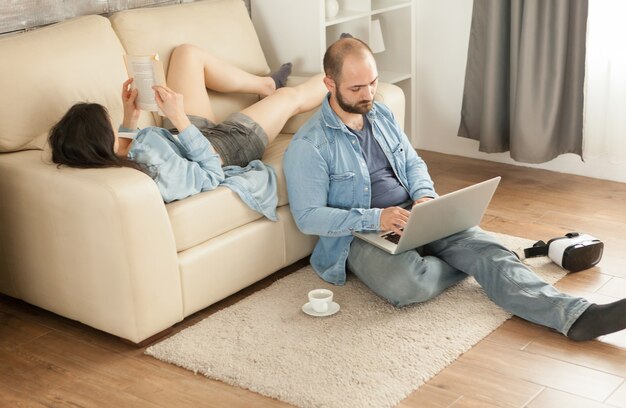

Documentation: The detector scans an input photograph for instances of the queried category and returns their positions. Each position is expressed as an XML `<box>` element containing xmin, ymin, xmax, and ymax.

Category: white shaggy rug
<box><xmin>146</xmin><ymin>233</ymin><xmax>567</xmax><ymax>408</ymax></box>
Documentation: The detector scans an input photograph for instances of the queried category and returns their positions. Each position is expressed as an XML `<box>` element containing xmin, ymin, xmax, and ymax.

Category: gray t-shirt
<box><xmin>348</xmin><ymin>116</ymin><xmax>410</xmax><ymax>208</ymax></box>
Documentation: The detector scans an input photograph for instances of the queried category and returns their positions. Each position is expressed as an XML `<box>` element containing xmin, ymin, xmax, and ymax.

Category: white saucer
<box><xmin>302</xmin><ymin>301</ymin><xmax>340</xmax><ymax>317</ymax></box>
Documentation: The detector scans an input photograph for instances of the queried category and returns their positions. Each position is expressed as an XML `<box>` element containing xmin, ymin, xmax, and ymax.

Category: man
<box><xmin>283</xmin><ymin>36</ymin><xmax>626</xmax><ymax>341</ymax></box>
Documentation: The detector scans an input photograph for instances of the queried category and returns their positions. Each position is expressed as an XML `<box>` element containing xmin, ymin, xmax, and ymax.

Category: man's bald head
<box><xmin>323</xmin><ymin>37</ymin><xmax>374</xmax><ymax>83</ymax></box>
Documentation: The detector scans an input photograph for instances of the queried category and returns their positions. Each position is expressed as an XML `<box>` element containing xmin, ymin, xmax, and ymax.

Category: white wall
<box><xmin>414</xmin><ymin>0</ymin><xmax>626</xmax><ymax>183</ymax></box>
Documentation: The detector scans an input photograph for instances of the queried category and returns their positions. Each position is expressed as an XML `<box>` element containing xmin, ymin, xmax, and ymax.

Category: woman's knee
<box><xmin>262</xmin><ymin>87</ymin><xmax>300</xmax><ymax>115</ymax></box>
<box><xmin>271</xmin><ymin>86</ymin><xmax>298</xmax><ymax>102</ymax></box>
<box><xmin>170</xmin><ymin>44</ymin><xmax>202</xmax><ymax>64</ymax></box>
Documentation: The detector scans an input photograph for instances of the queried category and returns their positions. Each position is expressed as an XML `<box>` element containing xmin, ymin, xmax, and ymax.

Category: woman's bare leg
<box><xmin>166</xmin><ymin>44</ymin><xmax>278</xmax><ymax>121</ymax></box>
<box><xmin>165</xmin><ymin>44</ymin><xmax>325</xmax><ymax>145</ymax></box>
<box><xmin>240</xmin><ymin>74</ymin><xmax>327</xmax><ymax>143</ymax></box>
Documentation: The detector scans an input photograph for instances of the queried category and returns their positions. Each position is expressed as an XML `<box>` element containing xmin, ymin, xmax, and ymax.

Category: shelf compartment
<box><xmin>371</xmin><ymin>7</ymin><xmax>412</xmax><ymax>76</ymax></box>
<box><xmin>326</xmin><ymin>17</ymin><xmax>370</xmax><ymax>49</ymax></box>
<box><xmin>371</xmin><ymin>0</ymin><xmax>412</xmax><ymax>15</ymax></box>
<box><xmin>325</xmin><ymin>9</ymin><xmax>371</xmax><ymax>26</ymax></box>
<box><xmin>378</xmin><ymin>70</ymin><xmax>411</xmax><ymax>84</ymax></box>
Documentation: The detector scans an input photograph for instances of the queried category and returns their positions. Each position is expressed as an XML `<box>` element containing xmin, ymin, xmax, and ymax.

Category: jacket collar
<box><xmin>321</xmin><ymin>93</ymin><xmax>379</xmax><ymax>130</ymax></box>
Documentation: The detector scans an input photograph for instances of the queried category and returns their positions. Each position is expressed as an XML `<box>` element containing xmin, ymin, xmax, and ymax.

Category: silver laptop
<box><xmin>353</xmin><ymin>177</ymin><xmax>501</xmax><ymax>254</ymax></box>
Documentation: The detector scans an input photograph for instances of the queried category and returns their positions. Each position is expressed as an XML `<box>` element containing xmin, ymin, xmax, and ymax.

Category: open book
<box><xmin>124</xmin><ymin>54</ymin><xmax>166</xmax><ymax>113</ymax></box>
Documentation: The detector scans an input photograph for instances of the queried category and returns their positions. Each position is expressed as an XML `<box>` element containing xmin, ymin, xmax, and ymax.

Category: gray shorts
<box><xmin>163</xmin><ymin>112</ymin><xmax>268</xmax><ymax>167</ymax></box>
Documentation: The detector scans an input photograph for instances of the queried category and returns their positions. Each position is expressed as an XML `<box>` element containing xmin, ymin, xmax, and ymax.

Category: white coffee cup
<box><xmin>308</xmin><ymin>289</ymin><xmax>333</xmax><ymax>313</ymax></box>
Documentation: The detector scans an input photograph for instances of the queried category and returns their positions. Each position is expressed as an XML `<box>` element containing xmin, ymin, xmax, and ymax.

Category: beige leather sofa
<box><xmin>0</xmin><ymin>0</ymin><xmax>405</xmax><ymax>343</ymax></box>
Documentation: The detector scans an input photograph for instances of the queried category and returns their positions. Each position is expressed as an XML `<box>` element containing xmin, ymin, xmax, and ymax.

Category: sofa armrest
<box><xmin>0</xmin><ymin>151</ymin><xmax>183</xmax><ymax>343</ymax></box>
<box><xmin>279</xmin><ymin>77</ymin><xmax>406</xmax><ymax>134</ymax></box>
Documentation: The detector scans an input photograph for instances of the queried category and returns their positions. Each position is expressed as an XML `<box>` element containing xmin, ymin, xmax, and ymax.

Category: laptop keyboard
<box><xmin>381</xmin><ymin>232</ymin><xmax>401</xmax><ymax>244</ymax></box>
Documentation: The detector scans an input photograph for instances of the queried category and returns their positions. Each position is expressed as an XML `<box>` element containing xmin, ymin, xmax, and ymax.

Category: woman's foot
<box><xmin>270</xmin><ymin>62</ymin><xmax>292</xmax><ymax>90</ymax></box>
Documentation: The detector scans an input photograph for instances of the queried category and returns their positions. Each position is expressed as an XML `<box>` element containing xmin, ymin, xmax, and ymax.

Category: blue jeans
<box><xmin>346</xmin><ymin>227</ymin><xmax>590</xmax><ymax>335</ymax></box>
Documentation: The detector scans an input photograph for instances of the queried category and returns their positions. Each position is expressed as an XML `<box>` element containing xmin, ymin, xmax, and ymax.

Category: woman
<box><xmin>49</xmin><ymin>44</ymin><xmax>327</xmax><ymax>204</ymax></box>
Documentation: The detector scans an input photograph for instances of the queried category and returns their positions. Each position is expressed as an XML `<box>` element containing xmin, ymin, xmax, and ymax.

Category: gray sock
<box><xmin>340</xmin><ymin>33</ymin><xmax>353</xmax><ymax>39</ymax></box>
<box><xmin>270</xmin><ymin>62</ymin><xmax>292</xmax><ymax>89</ymax></box>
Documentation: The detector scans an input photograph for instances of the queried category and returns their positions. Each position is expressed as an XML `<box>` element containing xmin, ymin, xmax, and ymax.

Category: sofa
<box><xmin>0</xmin><ymin>0</ymin><xmax>406</xmax><ymax>344</ymax></box>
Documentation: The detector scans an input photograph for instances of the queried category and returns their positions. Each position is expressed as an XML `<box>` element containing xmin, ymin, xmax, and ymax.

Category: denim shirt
<box><xmin>283</xmin><ymin>95</ymin><xmax>436</xmax><ymax>284</ymax></box>
<box><xmin>124</xmin><ymin>125</ymin><xmax>278</xmax><ymax>220</ymax></box>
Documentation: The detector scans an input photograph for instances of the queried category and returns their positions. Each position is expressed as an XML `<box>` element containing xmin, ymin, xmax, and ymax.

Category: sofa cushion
<box><xmin>110</xmin><ymin>0</ymin><xmax>270</xmax><ymax>123</ymax></box>
<box><xmin>167</xmin><ymin>133</ymin><xmax>293</xmax><ymax>252</ymax></box>
<box><xmin>0</xmin><ymin>15</ymin><xmax>153</xmax><ymax>153</ymax></box>
<box><xmin>262</xmin><ymin>133</ymin><xmax>291</xmax><ymax>208</ymax></box>
<box><xmin>110</xmin><ymin>0</ymin><xmax>269</xmax><ymax>75</ymax></box>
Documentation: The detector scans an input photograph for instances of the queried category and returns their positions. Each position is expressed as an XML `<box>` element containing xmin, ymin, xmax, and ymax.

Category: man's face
<box><xmin>332</xmin><ymin>52</ymin><xmax>379</xmax><ymax>114</ymax></box>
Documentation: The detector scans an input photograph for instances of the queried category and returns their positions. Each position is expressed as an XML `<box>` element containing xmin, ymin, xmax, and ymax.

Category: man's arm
<box><xmin>284</xmin><ymin>139</ymin><xmax>381</xmax><ymax>237</ymax></box>
<box><xmin>413</xmin><ymin>196</ymin><xmax>434</xmax><ymax>207</ymax></box>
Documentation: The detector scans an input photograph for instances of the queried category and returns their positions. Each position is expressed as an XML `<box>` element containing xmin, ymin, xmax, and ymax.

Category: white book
<box><xmin>123</xmin><ymin>54</ymin><xmax>166</xmax><ymax>113</ymax></box>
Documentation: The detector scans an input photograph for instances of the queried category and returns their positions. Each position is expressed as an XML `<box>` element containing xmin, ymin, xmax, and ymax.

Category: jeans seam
<box><xmin>455</xmin><ymin>237</ymin><xmax>585</xmax><ymax>334</ymax></box>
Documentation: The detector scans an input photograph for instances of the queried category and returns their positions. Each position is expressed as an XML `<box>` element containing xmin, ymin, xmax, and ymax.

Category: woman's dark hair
<box><xmin>49</xmin><ymin>103</ymin><xmax>144</xmax><ymax>172</ymax></box>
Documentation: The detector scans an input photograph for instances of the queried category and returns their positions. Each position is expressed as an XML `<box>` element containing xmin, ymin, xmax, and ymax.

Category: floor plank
<box><xmin>523</xmin><ymin>333</ymin><xmax>626</xmax><ymax>377</ymax></box>
<box><xmin>426</xmin><ymin>359</ymin><xmax>543</xmax><ymax>407</ymax></box>
<box><xmin>459</xmin><ymin>340</ymin><xmax>623</xmax><ymax>402</ymax></box>
<box><xmin>482</xmin><ymin>318</ymin><xmax>551</xmax><ymax>350</ymax></box>
<box><xmin>606</xmin><ymin>381</ymin><xmax>626</xmax><ymax>408</ymax></box>
<box><xmin>526</xmin><ymin>388</ymin><xmax>618</xmax><ymax>408</ymax></box>
<box><xmin>0</xmin><ymin>383</ymin><xmax>50</xmax><ymax>408</ymax></box>
<box><xmin>397</xmin><ymin>384</ymin><xmax>461</xmax><ymax>408</ymax></box>
<box><xmin>597</xmin><ymin>278</ymin><xmax>626</xmax><ymax>299</ymax></box>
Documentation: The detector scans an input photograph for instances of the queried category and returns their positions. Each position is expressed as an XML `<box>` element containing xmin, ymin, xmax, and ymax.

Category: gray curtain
<box><xmin>457</xmin><ymin>0</ymin><xmax>589</xmax><ymax>163</ymax></box>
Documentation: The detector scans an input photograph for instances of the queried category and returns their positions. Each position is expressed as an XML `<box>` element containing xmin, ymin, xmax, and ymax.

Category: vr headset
<box><xmin>523</xmin><ymin>232</ymin><xmax>604</xmax><ymax>272</ymax></box>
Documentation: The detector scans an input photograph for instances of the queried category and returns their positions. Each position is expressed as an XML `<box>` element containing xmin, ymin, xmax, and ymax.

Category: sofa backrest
<box><xmin>109</xmin><ymin>0</ymin><xmax>270</xmax><ymax>123</ymax></box>
<box><xmin>0</xmin><ymin>15</ymin><xmax>145</xmax><ymax>153</ymax></box>
<box><xmin>0</xmin><ymin>0</ymin><xmax>271</xmax><ymax>154</ymax></box>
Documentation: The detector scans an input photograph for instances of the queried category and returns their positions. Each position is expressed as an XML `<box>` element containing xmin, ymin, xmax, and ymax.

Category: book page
<box><xmin>124</xmin><ymin>54</ymin><xmax>166</xmax><ymax>113</ymax></box>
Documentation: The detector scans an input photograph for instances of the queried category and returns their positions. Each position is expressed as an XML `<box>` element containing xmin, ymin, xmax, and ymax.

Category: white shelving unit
<box><xmin>251</xmin><ymin>0</ymin><xmax>415</xmax><ymax>137</ymax></box>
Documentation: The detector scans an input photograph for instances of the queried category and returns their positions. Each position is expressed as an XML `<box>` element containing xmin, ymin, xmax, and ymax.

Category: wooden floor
<box><xmin>2</xmin><ymin>150</ymin><xmax>626</xmax><ymax>407</ymax></box>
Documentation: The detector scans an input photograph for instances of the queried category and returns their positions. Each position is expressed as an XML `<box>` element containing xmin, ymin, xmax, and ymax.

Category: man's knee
<box><xmin>381</xmin><ymin>277</ymin><xmax>439</xmax><ymax>308</ymax></box>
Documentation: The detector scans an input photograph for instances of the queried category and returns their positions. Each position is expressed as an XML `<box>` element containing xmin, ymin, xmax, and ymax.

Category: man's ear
<box><xmin>323</xmin><ymin>76</ymin><xmax>335</xmax><ymax>93</ymax></box>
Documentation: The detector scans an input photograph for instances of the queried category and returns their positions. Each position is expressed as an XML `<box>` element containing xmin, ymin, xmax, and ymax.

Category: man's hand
<box><xmin>380</xmin><ymin>206</ymin><xmax>411</xmax><ymax>236</ymax></box>
<box><xmin>153</xmin><ymin>85</ymin><xmax>191</xmax><ymax>132</ymax></box>
<box><xmin>413</xmin><ymin>196</ymin><xmax>434</xmax><ymax>206</ymax></box>
<box><xmin>121</xmin><ymin>78</ymin><xmax>140</xmax><ymax>130</ymax></box>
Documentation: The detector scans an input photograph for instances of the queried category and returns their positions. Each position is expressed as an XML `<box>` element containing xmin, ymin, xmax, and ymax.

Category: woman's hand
<box><xmin>121</xmin><ymin>78</ymin><xmax>140</xmax><ymax>130</ymax></box>
<box><xmin>153</xmin><ymin>85</ymin><xmax>191</xmax><ymax>132</ymax></box>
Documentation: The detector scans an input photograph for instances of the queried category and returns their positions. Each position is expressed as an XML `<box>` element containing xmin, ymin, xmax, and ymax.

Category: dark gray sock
<box><xmin>340</xmin><ymin>33</ymin><xmax>353</xmax><ymax>39</ymax></box>
<box><xmin>567</xmin><ymin>299</ymin><xmax>626</xmax><ymax>341</ymax></box>
<box><xmin>270</xmin><ymin>62</ymin><xmax>292</xmax><ymax>90</ymax></box>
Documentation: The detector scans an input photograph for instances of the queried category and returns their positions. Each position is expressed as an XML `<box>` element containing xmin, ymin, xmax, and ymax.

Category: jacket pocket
<box><xmin>328</xmin><ymin>172</ymin><xmax>356</xmax><ymax>209</ymax></box>
<box><xmin>391</xmin><ymin>143</ymin><xmax>407</xmax><ymax>180</ymax></box>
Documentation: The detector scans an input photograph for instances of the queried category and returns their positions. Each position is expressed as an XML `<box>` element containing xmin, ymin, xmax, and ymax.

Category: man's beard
<box><xmin>336</xmin><ymin>87</ymin><xmax>373</xmax><ymax>114</ymax></box>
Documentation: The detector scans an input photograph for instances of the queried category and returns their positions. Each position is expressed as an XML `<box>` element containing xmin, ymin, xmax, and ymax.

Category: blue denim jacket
<box><xmin>283</xmin><ymin>96</ymin><xmax>436</xmax><ymax>284</ymax></box>
<box><xmin>124</xmin><ymin>125</ymin><xmax>277</xmax><ymax>220</ymax></box>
